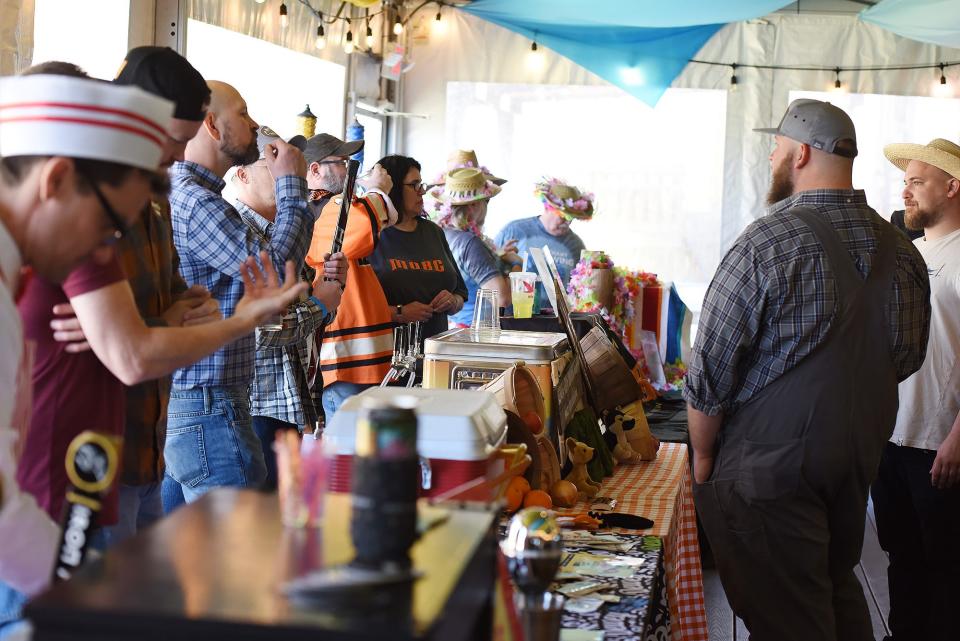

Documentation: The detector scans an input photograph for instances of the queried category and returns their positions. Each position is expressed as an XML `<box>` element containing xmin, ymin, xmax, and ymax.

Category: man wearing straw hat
<box><xmin>873</xmin><ymin>138</ymin><xmax>960</xmax><ymax>641</ymax></box>
<box><xmin>686</xmin><ymin>98</ymin><xmax>931</xmax><ymax>641</ymax></box>
<box><xmin>495</xmin><ymin>177</ymin><xmax>594</xmax><ymax>305</ymax></box>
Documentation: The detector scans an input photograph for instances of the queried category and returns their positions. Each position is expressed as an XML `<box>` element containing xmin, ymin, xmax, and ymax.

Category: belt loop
<box><xmin>203</xmin><ymin>386</ymin><xmax>214</xmax><ymax>413</ymax></box>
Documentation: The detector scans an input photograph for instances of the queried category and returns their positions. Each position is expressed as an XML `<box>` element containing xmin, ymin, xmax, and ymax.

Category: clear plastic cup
<box><xmin>277</xmin><ymin>433</ymin><xmax>331</xmax><ymax>528</ymax></box>
<box><xmin>472</xmin><ymin>289</ymin><xmax>500</xmax><ymax>330</ymax></box>
<box><xmin>509</xmin><ymin>272</ymin><xmax>537</xmax><ymax>319</ymax></box>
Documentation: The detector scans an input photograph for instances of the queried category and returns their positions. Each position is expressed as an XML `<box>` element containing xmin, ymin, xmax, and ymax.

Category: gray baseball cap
<box><xmin>755</xmin><ymin>99</ymin><xmax>858</xmax><ymax>158</ymax></box>
<box><xmin>302</xmin><ymin>132</ymin><xmax>364</xmax><ymax>165</ymax></box>
<box><xmin>255</xmin><ymin>125</ymin><xmax>306</xmax><ymax>160</ymax></box>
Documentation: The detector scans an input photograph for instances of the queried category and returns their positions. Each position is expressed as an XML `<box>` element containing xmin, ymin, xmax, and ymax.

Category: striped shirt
<box><xmin>684</xmin><ymin>189</ymin><xmax>931</xmax><ymax>417</ymax></box>
<box><xmin>168</xmin><ymin>161</ymin><xmax>312</xmax><ymax>389</ymax></box>
<box><xmin>235</xmin><ymin>201</ymin><xmax>331</xmax><ymax>427</ymax></box>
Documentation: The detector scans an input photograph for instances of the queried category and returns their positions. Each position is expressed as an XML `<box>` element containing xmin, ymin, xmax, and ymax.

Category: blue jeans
<box><xmin>0</xmin><ymin>582</ymin><xmax>28</xmax><ymax>640</ymax></box>
<box><xmin>164</xmin><ymin>386</ymin><xmax>266</xmax><ymax>503</ymax></box>
<box><xmin>252</xmin><ymin>415</ymin><xmax>299</xmax><ymax>491</ymax></box>
<box><xmin>161</xmin><ymin>472</ymin><xmax>185</xmax><ymax>514</ymax></box>
<box><xmin>321</xmin><ymin>382</ymin><xmax>371</xmax><ymax>420</ymax></box>
<box><xmin>99</xmin><ymin>482</ymin><xmax>164</xmax><ymax>547</ymax></box>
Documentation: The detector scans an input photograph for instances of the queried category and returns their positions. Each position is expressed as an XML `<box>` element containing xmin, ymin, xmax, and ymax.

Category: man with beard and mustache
<box><xmin>165</xmin><ymin>82</ymin><xmax>316</xmax><ymax>502</ymax></box>
<box><xmin>871</xmin><ymin>138</ymin><xmax>960</xmax><ymax>641</ymax></box>
<box><xmin>302</xmin><ymin>134</ymin><xmax>399</xmax><ymax>418</ymax></box>
<box><xmin>685</xmin><ymin>99</ymin><xmax>931</xmax><ymax>641</ymax></box>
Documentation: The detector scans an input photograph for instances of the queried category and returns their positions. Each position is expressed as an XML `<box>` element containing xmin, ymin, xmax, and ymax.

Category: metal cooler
<box><xmin>422</xmin><ymin>329</ymin><xmax>574</xmax><ymax>451</ymax></box>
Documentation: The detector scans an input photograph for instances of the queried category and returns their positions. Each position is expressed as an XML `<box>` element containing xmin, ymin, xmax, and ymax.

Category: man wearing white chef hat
<box><xmin>0</xmin><ymin>73</ymin><xmax>174</xmax><ymax>633</ymax></box>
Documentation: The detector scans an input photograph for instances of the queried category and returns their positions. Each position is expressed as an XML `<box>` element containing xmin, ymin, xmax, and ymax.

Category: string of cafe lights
<box><xmin>691</xmin><ymin>58</ymin><xmax>960</xmax><ymax>97</ymax></box>
<box><xmin>255</xmin><ymin>0</ymin><xmax>455</xmax><ymax>53</ymax></box>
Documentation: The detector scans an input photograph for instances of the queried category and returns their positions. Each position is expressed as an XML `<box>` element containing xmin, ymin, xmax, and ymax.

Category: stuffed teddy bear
<box><xmin>564</xmin><ymin>437</ymin><xmax>601</xmax><ymax>498</ymax></box>
<box><xmin>604</xmin><ymin>410</ymin><xmax>645</xmax><ymax>464</ymax></box>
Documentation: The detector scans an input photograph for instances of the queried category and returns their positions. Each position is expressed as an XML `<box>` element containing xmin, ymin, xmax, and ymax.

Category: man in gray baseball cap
<box><xmin>686</xmin><ymin>98</ymin><xmax>931</xmax><ymax>640</ymax></box>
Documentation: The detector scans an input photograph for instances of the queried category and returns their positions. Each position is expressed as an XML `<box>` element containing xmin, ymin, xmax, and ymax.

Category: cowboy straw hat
<box><xmin>535</xmin><ymin>178</ymin><xmax>596</xmax><ymax>220</ymax></box>
<box><xmin>439</xmin><ymin>167</ymin><xmax>502</xmax><ymax>206</ymax></box>
<box><xmin>429</xmin><ymin>149</ymin><xmax>507</xmax><ymax>189</ymax></box>
<box><xmin>884</xmin><ymin>138</ymin><xmax>960</xmax><ymax>181</ymax></box>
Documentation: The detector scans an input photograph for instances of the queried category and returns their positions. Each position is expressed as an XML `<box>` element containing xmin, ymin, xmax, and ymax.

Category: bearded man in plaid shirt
<box><xmin>685</xmin><ymin>99</ymin><xmax>931</xmax><ymax>641</ymax></box>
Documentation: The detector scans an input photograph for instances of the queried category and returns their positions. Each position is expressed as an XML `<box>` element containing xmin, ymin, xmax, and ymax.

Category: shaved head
<box><xmin>185</xmin><ymin>80</ymin><xmax>259</xmax><ymax>172</ymax></box>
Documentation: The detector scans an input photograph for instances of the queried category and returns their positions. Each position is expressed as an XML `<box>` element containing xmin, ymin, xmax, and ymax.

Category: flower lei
<box><xmin>535</xmin><ymin>177</ymin><xmax>595</xmax><ymax>216</ymax></box>
<box><xmin>567</xmin><ymin>257</ymin><xmax>685</xmax><ymax>391</ymax></box>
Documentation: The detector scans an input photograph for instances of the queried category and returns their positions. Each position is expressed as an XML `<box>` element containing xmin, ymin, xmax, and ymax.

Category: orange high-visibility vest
<box><xmin>307</xmin><ymin>192</ymin><xmax>393</xmax><ymax>386</ymax></box>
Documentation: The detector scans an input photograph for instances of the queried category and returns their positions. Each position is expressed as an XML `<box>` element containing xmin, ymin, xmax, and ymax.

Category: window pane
<box><xmin>356</xmin><ymin>113</ymin><xmax>384</xmax><ymax>168</ymax></box>
<box><xmin>443</xmin><ymin>82</ymin><xmax>727</xmax><ymax>315</ymax></box>
<box><xmin>32</xmin><ymin>0</ymin><xmax>130</xmax><ymax>79</ymax></box>
<box><xmin>186</xmin><ymin>19</ymin><xmax>345</xmax><ymax>141</ymax></box>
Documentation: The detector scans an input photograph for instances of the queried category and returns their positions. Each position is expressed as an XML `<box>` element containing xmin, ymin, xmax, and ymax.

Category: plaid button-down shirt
<box><xmin>684</xmin><ymin>189</ymin><xmax>931</xmax><ymax>417</ymax></box>
<box><xmin>234</xmin><ymin>201</ymin><xmax>331</xmax><ymax>427</ymax></box>
<box><xmin>115</xmin><ymin>199</ymin><xmax>188</xmax><ymax>485</ymax></box>
<box><xmin>168</xmin><ymin>161</ymin><xmax>312</xmax><ymax>389</ymax></box>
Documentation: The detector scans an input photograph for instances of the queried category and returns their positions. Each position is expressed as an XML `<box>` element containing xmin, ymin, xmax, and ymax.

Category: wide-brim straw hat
<box><xmin>440</xmin><ymin>167</ymin><xmax>502</xmax><ymax>206</ymax></box>
<box><xmin>429</xmin><ymin>149</ymin><xmax>507</xmax><ymax>189</ymax></box>
<box><xmin>883</xmin><ymin>138</ymin><xmax>960</xmax><ymax>181</ymax></box>
<box><xmin>535</xmin><ymin>178</ymin><xmax>595</xmax><ymax>220</ymax></box>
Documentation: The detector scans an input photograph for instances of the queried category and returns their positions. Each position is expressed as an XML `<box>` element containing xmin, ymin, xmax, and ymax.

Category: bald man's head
<box><xmin>196</xmin><ymin>80</ymin><xmax>259</xmax><ymax>167</ymax></box>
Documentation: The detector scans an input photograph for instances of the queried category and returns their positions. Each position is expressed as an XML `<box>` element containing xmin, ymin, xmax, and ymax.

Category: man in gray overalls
<box><xmin>684</xmin><ymin>99</ymin><xmax>932</xmax><ymax>641</ymax></box>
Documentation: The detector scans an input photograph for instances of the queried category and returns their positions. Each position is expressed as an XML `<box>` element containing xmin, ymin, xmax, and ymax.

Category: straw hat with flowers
<box><xmin>884</xmin><ymin>138</ymin><xmax>960</xmax><ymax>180</ymax></box>
<box><xmin>535</xmin><ymin>177</ymin><xmax>596</xmax><ymax>220</ymax></box>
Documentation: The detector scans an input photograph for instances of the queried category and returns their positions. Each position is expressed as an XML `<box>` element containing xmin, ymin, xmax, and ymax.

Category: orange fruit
<box><xmin>508</xmin><ymin>475</ymin><xmax>531</xmax><ymax>496</ymax></box>
<box><xmin>504</xmin><ymin>484</ymin><xmax>525</xmax><ymax>513</ymax></box>
<box><xmin>523</xmin><ymin>489</ymin><xmax>553</xmax><ymax>509</ymax></box>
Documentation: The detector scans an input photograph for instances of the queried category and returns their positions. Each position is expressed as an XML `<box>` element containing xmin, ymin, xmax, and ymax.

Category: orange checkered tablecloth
<box><xmin>573</xmin><ymin>442</ymin><xmax>708</xmax><ymax>641</ymax></box>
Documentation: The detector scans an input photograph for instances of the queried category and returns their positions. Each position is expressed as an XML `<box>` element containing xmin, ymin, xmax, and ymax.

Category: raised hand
<box><xmin>234</xmin><ymin>251</ymin><xmax>308</xmax><ymax>324</ymax></box>
<box><xmin>265</xmin><ymin>139</ymin><xmax>307</xmax><ymax>179</ymax></box>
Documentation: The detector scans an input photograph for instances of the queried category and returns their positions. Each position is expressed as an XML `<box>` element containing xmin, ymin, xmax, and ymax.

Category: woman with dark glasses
<box><xmin>369</xmin><ymin>155</ymin><xmax>468</xmax><ymax>351</ymax></box>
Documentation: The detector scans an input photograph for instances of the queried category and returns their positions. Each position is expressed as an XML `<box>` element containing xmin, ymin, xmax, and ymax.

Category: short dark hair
<box><xmin>0</xmin><ymin>156</ymin><xmax>167</xmax><ymax>196</ymax></box>
<box><xmin>377</xmin><ymin>155</ymin><xmax>422</xmax><ymax>219</ymax></box>
<box><xmin>21</xmin><ymin>60</ymin><xmax>90</xmax><ymax>78</ymax></box>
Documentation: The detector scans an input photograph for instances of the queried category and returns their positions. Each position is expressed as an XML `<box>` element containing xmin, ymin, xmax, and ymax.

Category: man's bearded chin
<box><xmin>905</xmin><ymin>205</ymin><xmax>942</xmax><ymax>231</ymax></box>
<box><xmin>766</xmin><ymin>156</ymin><xmax>795</xmax><ymax>206</ymax></box>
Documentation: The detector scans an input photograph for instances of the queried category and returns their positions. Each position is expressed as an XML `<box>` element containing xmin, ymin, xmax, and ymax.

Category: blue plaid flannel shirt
<box><xmin>684</xmin><ymin>189</ymin><xmax>931</xmax><ymax>417</ymax></box>
<box><xmin>234</xmin><ymin>201</ymin><xmax>332</xmax><ymax>426</ymax></box>
<box><xmin>168</xmin><ymin>161</ymin><xmax>313</xmax><ymax>389</ymax></box>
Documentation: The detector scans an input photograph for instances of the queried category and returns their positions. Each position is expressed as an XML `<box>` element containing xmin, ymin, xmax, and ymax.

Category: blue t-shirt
<box><xmin>443</xmin><ymin>228</ymin><xmax>501</xmax><ymax>326</ymax></box>
<box><xmin>494</xmin><ymin>216</ymin><xmax>586</xmax><ymax>304</ymax></box>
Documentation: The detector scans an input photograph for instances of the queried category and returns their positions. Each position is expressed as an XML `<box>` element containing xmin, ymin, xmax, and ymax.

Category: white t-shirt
<box><xmin>893</xmin><ymin>227</ymin><xmax>960</xmax><ymax>451</ymax></box>
<box><xmin>0</xmin><ymin>220</ymin><xmax>58</xmax><ymax>596</ymax></box>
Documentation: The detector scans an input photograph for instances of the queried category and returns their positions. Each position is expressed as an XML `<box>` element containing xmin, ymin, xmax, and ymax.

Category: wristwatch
<box><xmin>396</xmin><ymin>304</ymin><xmax>403</xmax><ymax>320</ymax></box>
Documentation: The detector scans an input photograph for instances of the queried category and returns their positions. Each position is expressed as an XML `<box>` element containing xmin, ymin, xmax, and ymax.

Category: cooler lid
<box><xmin>424</xmin><ymin>328</ymin><xmax>569</xmax><ymax>362</ymax></box>
<box><xmin>325</xmin><ymin>387</ymin><xmax>507</xmax><ymax>460</ymax></box>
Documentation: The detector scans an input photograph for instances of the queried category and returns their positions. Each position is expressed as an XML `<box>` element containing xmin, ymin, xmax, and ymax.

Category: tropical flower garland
<box><xmin>568</xmin><ymin>257</ymin><xmax>686</xmax><ymax>391</ymax></box>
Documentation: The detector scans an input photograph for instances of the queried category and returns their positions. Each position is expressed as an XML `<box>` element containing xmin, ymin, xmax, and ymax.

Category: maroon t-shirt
<box><xmin>17</xmin><ymin>254</ymin><xmax>125</xmax><ymax>525</ymax></box>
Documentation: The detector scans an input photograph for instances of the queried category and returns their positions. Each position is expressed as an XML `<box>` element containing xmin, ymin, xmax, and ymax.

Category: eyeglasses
<box><xmin>80</xmin><ymin>173</ymin><xmax>127</xmax><ymax>244</ymax></box>
<box><xmin>404</xmin><ymin>181</ymin><xmax>427</xmax><ymax>195</ymax></box>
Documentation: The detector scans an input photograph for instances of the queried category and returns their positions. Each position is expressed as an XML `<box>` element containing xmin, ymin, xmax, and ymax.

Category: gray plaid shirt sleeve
<box><xmin>684</xmin><ymin>236</ymin><xmax>768</xmax><ymax>416</ymax></box>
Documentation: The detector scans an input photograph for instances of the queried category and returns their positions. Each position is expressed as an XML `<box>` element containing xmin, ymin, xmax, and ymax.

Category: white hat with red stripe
<box><xmin>0</xmin><ymin>75</ymin><xmax>174</xmax><ymax>171</ymax></box>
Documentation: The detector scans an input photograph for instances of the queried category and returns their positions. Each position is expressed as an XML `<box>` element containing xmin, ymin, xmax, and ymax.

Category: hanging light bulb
<box><xmin>526</xmin><ymin>40</ymin><xmax>544</xmax><ymax>72</ymax></box>
<box><xmin>344</xmin><ymin>20</ymin><xmax>354</xmax><ymax>54</ymax></box>
<box><xmin>393</xmin><ymin>16</ymin><xmax>404</xmax><ymax>36</ymax></box>
<box><xmin>366</xmin><ymin>23</ymin><xmax>374</xmax><ymax>48</ymax></box>
<box><xmin>933</xmin><ymin>63</ymin><xmax>954</xmax><ymax>98</ymax></box>
<box><xmin>729</xmin><ymin>63</ymin><xmax>739</xmax><ymax>93</ymax></box>
<box><xmin>315</xmin><ymin>24</ymin><xmax>326</xmax><ymax>49</ymax></box>
<box><xmin>829</xmin><ymin>67</ymin><xmax>845</xmax><ymax>93</ymax></box>
<box><xmin>433</xmin><ymin>9</ymin><xmax>447</xmax><ymax>36</ymax></box>
<box><xmin>255</xmin><ymin>0</ymin><xmax>266</xmax><ymax>4</ymax></box>
<box><xmin>279</xmin><ymin>2</ymin><xmax>289</xmax><ymax>29</ymax></box>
